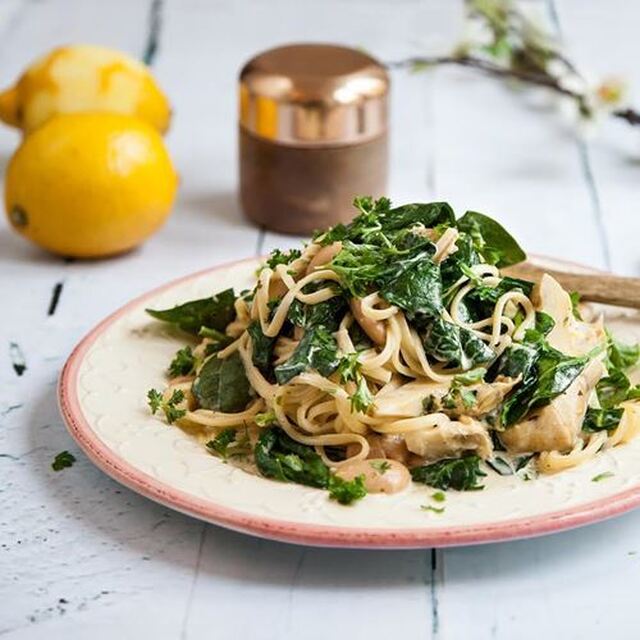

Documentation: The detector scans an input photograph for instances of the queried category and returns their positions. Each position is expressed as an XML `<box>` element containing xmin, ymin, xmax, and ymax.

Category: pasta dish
<box><xmin>146</xmin><ymin>198</ymin><xmax>640</xmax><ymax>504</ymax></box>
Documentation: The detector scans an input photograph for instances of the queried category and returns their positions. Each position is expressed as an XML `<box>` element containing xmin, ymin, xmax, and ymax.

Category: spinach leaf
<box><xmin>500</xmin><ymin>342</ymin><xmax>588</xmax><ymax>426</ymax></box>
<box><xmin>606</xmin><ymin>331</ymin><xmax>640</xmax><ymax>371</ymax></box>
<box><xmin>146</xmin><ymin>288</ymin><xmax>236</xmax><ymax>335</ymax></box>
<box><xmin>255</xmin><ymin>428</ymin><xmax>331</xmax><ymax>488</ymax></box>
<box><xmin>597</xmin><ymin>369</ymin><xmax>632</xmax><ymax>409</ymax></box>
<box><xmin>486</xmin><ymin>456</ymin><xmax>514</xmax><ymax>476</ymax></box>
<box><xmin>462</xmin><ymin>276</ymin><xmax>534</xmax><ymax>321</ymax></box>
<box><xmin>380</xmin><ymin>258</ymin><xmax>442</xmax><ymax>319</ymax></box>
<box><xmin>247</xmin><ymin>321</ymin><xmax>276</xmax><ymax>378</ymax></box>
<box><xmin>441</xmin><ymin>232</ymin><xmax>480</xmax><ymax>292</ymax></box>
<box><xmin>411</xmin><ymin>455</ymin><xmax>486</xmax><ymax>491</ymax></box>
<box><xmin>457</xmin><ymin>211</ymin><xmax>526</xmax><ymax>268</ymax></box>
<box><xmin>274</xmin><ymin>327</ymin><xmax>339</xmax><ymax>384</ymax></box>
<box><xmin>534</xmin><ymin>311</ymin><xmax>556</xmax><ymax>336</ymax></box>
<box><xmin>582</xmin><ymin>407</ymin><xmax>624</xmax><ymax>433</ymax></box>
<box><xmin>422</xmin><ymin>316</ymin><xmax>495</xmax><ymax>370</ymax></box>
<box><xmin>494</xmin><ymin>343</ymin><xmax>537</xmax><ymax>381</ymax></box>
<box><xmin>192</xmin><ymin>352</ymin><xmax>252</xmax><ymax>412</ymax></box>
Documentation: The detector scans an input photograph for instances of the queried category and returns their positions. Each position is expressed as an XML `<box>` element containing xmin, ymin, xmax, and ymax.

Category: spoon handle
<box><xmin>504</xmin><ymin>262</ymin><xmax>640</xmax><ymax>310</ymax></box>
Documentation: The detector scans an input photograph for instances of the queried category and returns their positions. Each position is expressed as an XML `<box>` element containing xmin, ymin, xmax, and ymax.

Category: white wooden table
<box><xmin>1</xmin><ymin>1</ymin><xmax>639</xmax><ymax>638</ymax></box>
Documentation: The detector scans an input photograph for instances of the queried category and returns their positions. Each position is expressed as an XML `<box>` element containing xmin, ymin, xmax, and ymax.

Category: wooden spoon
<box><xmin>504</xmin><ymin>261</ymin><xmax>640</xmax><ymax>310</ymax></box>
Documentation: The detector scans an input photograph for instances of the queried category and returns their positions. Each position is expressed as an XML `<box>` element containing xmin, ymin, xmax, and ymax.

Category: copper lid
<box><xmin>239</xmin><ymin>43</ymin><xmax>389</xmax><ymax>147</ymax></box>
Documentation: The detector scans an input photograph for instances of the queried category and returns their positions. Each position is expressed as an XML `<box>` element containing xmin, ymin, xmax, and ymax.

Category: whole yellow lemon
<box><xmin>0</xmin><ymin>44</ymin><xmax>171</xmax><ymax>134</ymax></box>
<box><xmin>5</xmin><ymin>113</ymin><xmax>178</xmax><ymax>258</ymax></box>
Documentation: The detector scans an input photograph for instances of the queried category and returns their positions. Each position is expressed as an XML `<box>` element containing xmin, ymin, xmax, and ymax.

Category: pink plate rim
<box><xmin>58</xmin><ymin>255</ymin><xmax>640</xmax><ymax>549</ymax></box>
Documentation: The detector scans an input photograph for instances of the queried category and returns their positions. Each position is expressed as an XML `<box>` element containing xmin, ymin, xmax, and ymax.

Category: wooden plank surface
<box><xmin>1</xmin><ymin>1</ymin><xmax>639</xmax><ymax>638</ymax></box>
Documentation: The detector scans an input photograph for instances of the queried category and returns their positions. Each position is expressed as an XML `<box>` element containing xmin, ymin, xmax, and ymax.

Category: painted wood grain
<box><xmin>2</xmin><ymin>0</ymin><xmax>640</xmax><ymax>638</ymax></box>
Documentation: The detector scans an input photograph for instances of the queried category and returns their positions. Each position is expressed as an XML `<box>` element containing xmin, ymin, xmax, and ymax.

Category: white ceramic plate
<box><xmin>59</xmin><ymin>257</ymin><xmax>640</xmax><ymax>548</ymax></box>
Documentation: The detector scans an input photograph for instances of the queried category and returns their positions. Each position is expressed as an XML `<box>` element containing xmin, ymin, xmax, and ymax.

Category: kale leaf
<box><xmin>411</xmin><ymin>455</ymin><xmax>486</xmax><ymax>491</ymax></box>
<box><xmin>274</xmin><ymin>326</ymin><xmax>339</xmax><ymax>384</ymax></box>
<box><xmin>255</xmin><ymin>428</ymin><xmax>331</xmax><ymax>488</ymax></box>
<box><xmin>146</xmin><ymin>288</ymin><xmax>236</xmax><ymax>335</ymax></box>
<box><xmin>192</xmin><ymin>352</ymin><xmax>252</xmax><ymax>412</ymax></box>
<box><xmin>254</xmin><ymin>428</ymin><xmax>368</xmax><ymax>505</ymax></box>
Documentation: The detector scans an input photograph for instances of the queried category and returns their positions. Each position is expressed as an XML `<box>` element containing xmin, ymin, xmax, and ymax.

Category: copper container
<box><xmin>239</xmin><ymin>43</ymin><xmax>389</xmax><ymax>234</ymax></box>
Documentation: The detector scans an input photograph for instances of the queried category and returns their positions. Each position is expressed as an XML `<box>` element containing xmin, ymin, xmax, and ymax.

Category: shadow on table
<box><xmin>24</xmin><ymin>384</ymin><xmax>640</xmax><ymax>592</ymax></box>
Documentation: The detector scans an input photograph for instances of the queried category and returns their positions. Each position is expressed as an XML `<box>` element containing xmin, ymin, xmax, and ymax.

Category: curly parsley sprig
<box><xmin>147</xmin><ymin>388</ymin><xmax>187</xmax><ymax>424</ymax></box>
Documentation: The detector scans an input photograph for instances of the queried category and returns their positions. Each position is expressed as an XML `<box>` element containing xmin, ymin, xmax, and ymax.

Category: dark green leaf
<box><xmin>254</xmin><ymin>428</ymin><xmax>330</xmax><ymax>488</ymax></box>
<box><xmin>52</xmin><ymin>450</ymin><xmax>76</xmax><ymax>471</ymax></box>
<box><xmin>380</xmin><ymin>258</ymin><xmax>443</xmax><ymax>319</ymax></box>
<box><xmin>192</xmin><ymin>352</ymin><xmax>252</xmax><ymax>413</ymax></box>
<box><xmin>607</xmin><ymin>331</ymin><xmax>640</xmax><ymax>371</ymax></box>
<box><xmin>501</xmin><ymin>342</ymin><xmax>588</xmax><ymax>426</ymax></box>
<box><xmin>146</xmin><ymin>288</ymin><xmax>236</xmax><ymax>335</ymax></box>
<box><xmin>328</xmin><ymin>474</ymin><xmax>368</xmax><ymax>505</ymax></box>
<box><xmin>411</xmin><ymin>455</ymin><xmax>486</xmax><ymax>491</ymax></box>
<box><xmin>265</xmin><ymin>248</ymin><xmax>301</xmax><ymax>270</ymax></box>
<box><xmin>457</xmin><ymin>211</ymin><xmax>526</xmax><ymax>268</ymax></box>
<box><xmin>382</xmin><ymin>201</ymin><xmax>456</xmax><ymax>232</ymax></box>
<box><xmin>569</xmin><ymin>291</ymin><xmax>583</xmax><ymax>320</ymax></box>
<box><xmin>423</xmin><ymin>316</ymin><xmax>495</xmax><ymax>370</ymax></box>
<box><xmin>247</xmin><ymin>321</ymin><xmax>276</xmax><ymax>378</ymax></box>
<box><xmin>486</xmin><ymin>456</ymin><xmax>513</xmax><ymax>476</ymax></box>
<box><xmin>206</xmin><ymin>428</ymin><xmax>237</xmax><ymax>458</ymax></box>
<box><xmin>274</xmin><ymin>327</ymin><xmax>339</xmax><ymax>384</ymax></box>
<box><xmin>582</xmin><ymin>407</ymin><xmax>624</xmax><ymax>433</ymax></box>
<box><xmin>534</xmin><ymin>311</ymin><xmax>556</xmax><ymax>336</ymax></box>
<box><xmin>287</xmin><ymin>293</ymin><xmax>347</xmax><ymax>332</ymax></box>
<box><xmin>168</xmin><ymin>346</ymin><xmax>196</xmax><ymax>377</ymax></box>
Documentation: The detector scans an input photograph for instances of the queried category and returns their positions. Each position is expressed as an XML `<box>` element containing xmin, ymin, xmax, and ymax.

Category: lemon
<box><xmin>5</xmin><ymin>113</ymin><xmax>178</xmax><ymax>258</ymax></box>
<box><xmin>0</xmin><ymin>44</ymin><xmax>171</xmax><ymax>134</ymax></box>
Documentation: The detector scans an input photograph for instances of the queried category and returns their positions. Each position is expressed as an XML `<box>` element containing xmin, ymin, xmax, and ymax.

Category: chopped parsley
<box><xmin>265</xmin><ymin>248</ymin><xmax>302</xmax><ymax>270</ymax></box>
<box><xmin>52</xmin><ymin>450</ymin><xmax>76</xmax><ymax>471</ymax></box>
<box><xmin>411</xmin><ymin>455</ymin><xmax>486</xmax><ymax>491</ymax></box>
<box><xmin>328</xmin><ymin>474</ymin><xmax>367</xmax><ymax>505</ymax></box>
<box><xmin>147</xmin><ymin>388</ymin><xmax>187</xmax><ymax>424</ymax></box>
<box><xmin>206</xmin><ymin>429</ymin><xmax>237</xmax><ymax>458</ymax></box>
<box><xmin>370</xmin><ymin>460</ymin><xmax>392</xmax><ymax>475</ymax></box>
<box><xmin>592</xmin><ymin>471</ymin><xmax>614</xmax><ymax>482</ymax></box>
<box><xmin>421</xmin><ymin>504</ymin><xmax>445</xmax><ymax>514</ymax></box>
<box><xmin>168</xmin><ymin>346</ymin><xmax>196</xmax><ymax>378</ymax></box>
<box><xmin>254</xmin><ymin>411</ymin><xmax>278</xmax><ymax>427</ymax></box>
<box><xmin>337</xmin><ymin>352</ymin><xmax>374</xmax><ymax>413</ymax></box>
